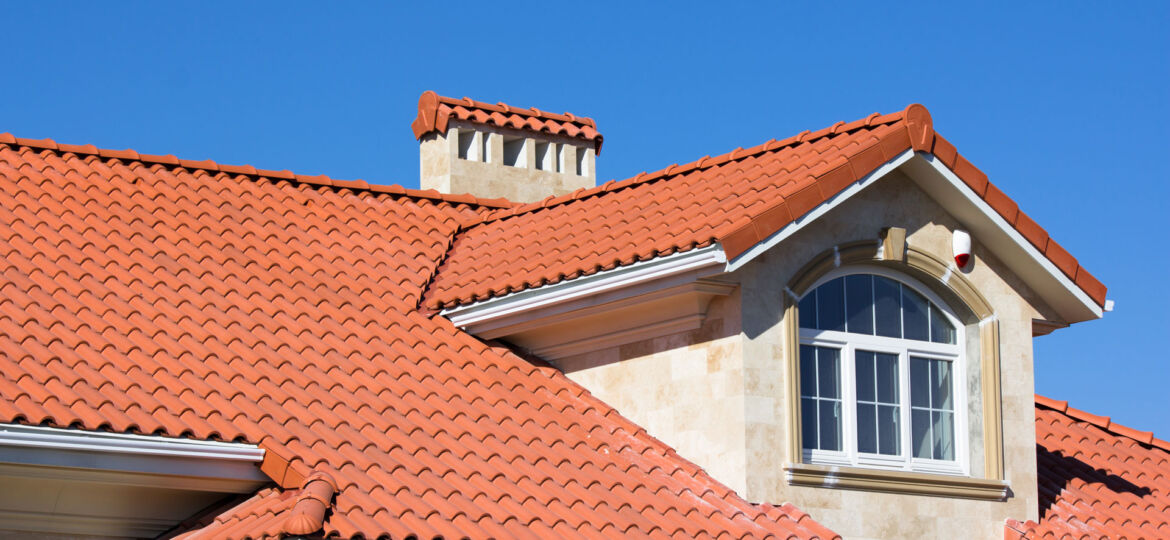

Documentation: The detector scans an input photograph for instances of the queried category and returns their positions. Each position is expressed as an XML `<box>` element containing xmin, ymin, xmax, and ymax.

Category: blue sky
<box><xmin>3</xmin><ymin>3</ymin><xmax>1167</xmax><ymax>435</ymax></box>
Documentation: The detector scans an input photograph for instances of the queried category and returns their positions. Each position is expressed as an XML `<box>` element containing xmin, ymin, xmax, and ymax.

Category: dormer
<box><xmin>411</xmin><ymin>91</ymin><xmax>602</xmax><ymax>203</ymax></box>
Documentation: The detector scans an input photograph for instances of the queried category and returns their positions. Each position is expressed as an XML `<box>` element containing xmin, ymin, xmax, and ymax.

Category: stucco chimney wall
<box><xmin>420</xmin><ymin>120</ymin><xmax>596</xmax><ymax>203</ymax></box>
<box><xmin>412</xmin><ymin>92</ymin><xmax>600</xmax><ymax>203</ymax></box>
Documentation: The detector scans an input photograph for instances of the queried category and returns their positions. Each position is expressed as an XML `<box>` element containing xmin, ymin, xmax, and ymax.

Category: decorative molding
<box><xmin>444</xmin><ymin>244</ymin><xmax>727</xmax><ymax>330</ymax></box>
<box><xmin>880</xmin><ymin>227</ymin><xmax>907</xmax><ymax>262</ymax></box>
<box><xmin>1031</xmin><ymin>318</ymin><xmax>1069</xmax><ymax>336</ymax></box>
<box><xmin>483</xmin><ymin>279</ymin><xmax>737</xmax><ymax>360</ymax></box>
<box><xmin>782</xmin><ymin>239</ymin><xmax>1007</xmax><ymax>481</ymax></box>
<box><xmin>784</xmin><ymin>463</ymin><xmax>1009</xmax><ymax>500</ymax></box>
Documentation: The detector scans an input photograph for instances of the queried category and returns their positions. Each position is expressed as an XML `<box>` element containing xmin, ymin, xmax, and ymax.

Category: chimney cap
<box><xmin>411</xmin><ymin>90</ymin><xmax>603</xmax><ymax>154</ymax></box>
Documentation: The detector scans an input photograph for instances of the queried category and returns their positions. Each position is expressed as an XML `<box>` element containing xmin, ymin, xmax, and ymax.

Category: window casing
<box><xmin>797</xmin><ymin>267</ymin><xmax>968</xmax><ymax>476</ymax></box>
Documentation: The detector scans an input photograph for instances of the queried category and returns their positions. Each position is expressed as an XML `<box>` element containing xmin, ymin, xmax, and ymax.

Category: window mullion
<box><xmin>900</xmin><ymin>348</ymin><xmax>912</xmax><ymax>469</ymax></box>
<box><xmin>845</xmin><ymin>343</ymin><xmax>856</xmax><ymax>466</ymax></box>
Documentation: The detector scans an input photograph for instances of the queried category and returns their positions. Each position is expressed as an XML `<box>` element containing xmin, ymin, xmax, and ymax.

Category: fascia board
<box><xmin>906</xmin><ymin>155</ymin><xmax>1102</xmax><ymax>323</ymax></box>
<box><xmin>0</xmin><ymin>423</ymin><xmax>267</xmax><ymax>491</ymax></box>
<box><xmin>725</xmin><ymin>149</ymin><xmax>917</xmax><ymax>272</ymax></box>
<box><xmin>725</xmin><ymin>150</ymin><xmax>1101</xmax><ymax>324</ymax></box>
<box><xmin>443</xmin><ymin>244</ymin><xmax>728</xmax><ymax>329</ymax></box>
<box><xmin>0</xmin><ymin>423</ymin><xmax>264</xmax><ymax>461</ymax></box>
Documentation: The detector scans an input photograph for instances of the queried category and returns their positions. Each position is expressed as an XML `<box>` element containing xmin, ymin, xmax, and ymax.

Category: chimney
<box><xmin>411</xmin><ymin>91</ymin><xmax>603</xmax><ymax>203</ymax></box>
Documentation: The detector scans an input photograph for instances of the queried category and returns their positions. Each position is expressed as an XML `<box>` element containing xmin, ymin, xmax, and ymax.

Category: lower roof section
<box><xmin>1007</xmin><ymin>397</ymin><xmax>1170</xmax><ymax>539</ymax></box>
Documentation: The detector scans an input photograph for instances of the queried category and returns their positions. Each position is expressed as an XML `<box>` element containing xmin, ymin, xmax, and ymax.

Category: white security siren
<box><xmin>953</xmin><ymin>230</ymin><xmax>972</xmax><ymax>268</ymax></box>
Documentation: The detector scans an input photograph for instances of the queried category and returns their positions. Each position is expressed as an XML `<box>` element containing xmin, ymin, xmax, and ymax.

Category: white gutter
<box><xmin>443</xmin><ymin>244</ymin><xmax>728</xmax><ymax>329</ymax></box>
<box><xmin>0</xmin><ymin>423</ymin><xmax>268</xmax><ymax>492</ymax></box>
<box><xmin>0</xmin><ymin>424</ymin><xmax>264</xmax><ymax>462</ymax></box>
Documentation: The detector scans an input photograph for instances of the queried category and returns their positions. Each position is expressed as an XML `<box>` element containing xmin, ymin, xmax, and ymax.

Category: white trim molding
<box><xmin>444</xmin><ymin>244</ymin><xmax>728</xmax><ymax>328</ymax></box>
<box><xmin>0</xmin><ymin>424</ymin><xmax>268</xmax><ymax>538</ymax></box>
<box><xmin>726</xmin><ymin>149</ymin><xmax>917</xmax><ymax>272</ymax></box>
<box><xmin>727</xmin><ymin>150</ymin><xmax>1102</xmax><ymax>325</ymax></box>
<box><xmin>443</xmin><ymin>245</ymin><xmax>733</xmax><ymax>360</ymax></box>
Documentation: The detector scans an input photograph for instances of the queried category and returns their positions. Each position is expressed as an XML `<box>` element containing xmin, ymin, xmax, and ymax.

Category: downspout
<box><xmin>282</xmin><ymin>470</ymin><xmax>339</xmax><ymax>536</ymax></box>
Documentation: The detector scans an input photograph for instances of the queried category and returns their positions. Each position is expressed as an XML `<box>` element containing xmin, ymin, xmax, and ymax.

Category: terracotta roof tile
<box><xmin>411</xmin><ymin>91</ymin><xmax>604</xmax><ymax>153</ymax></box>
<box><xmin>425</xmin><ymin>104</ymin><xmax>1107</xmax><ymax>311</ymax></box>
<box><xmin>1006</xmin><ymin>397</ymin><xmax>1170</xmax><ymax>539</ymax></box>
<box><xmin>0</xmin><ymin>136</ymin><xmax>836</xmax><ymax>539</ymax></box>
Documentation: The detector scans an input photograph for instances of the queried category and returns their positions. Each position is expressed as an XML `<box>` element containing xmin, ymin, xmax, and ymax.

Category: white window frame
<box><xmin>799</xmin><ymin>265</ymin><xmax>969</xmax><ymax>477</ymax></box>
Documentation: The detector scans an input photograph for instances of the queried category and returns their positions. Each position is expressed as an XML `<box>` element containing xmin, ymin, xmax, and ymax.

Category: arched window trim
<box><xmin>798</xmin><ymin>264</ymin><xmax>970</xmax><ymax>477</ymax></box>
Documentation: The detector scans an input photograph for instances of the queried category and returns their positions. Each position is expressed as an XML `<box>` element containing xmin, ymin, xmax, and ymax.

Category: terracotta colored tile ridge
<box><xmin>717</xmin><ymin>104</ymin><xmax>1105</xmax><ymax>308</ymax></box>
<box><xmin>1035</xmin><ymin>394</ymin><xmax>1170</xmax><ymax>452</ymax></box>
<box><xmin>926</xmin><ymin>129</ymin><xmax>1107</xmax><ymax>307</ymax></box>
<box><xmin>0</xmin><ymin>133</ymin><xmax>515</xmax><ymax>209</ymax></box>
<box><xmin>467</xmin><ymin>108</ymin><xmax>911</xmax><ymax>228</ymax></box>
<box><xmin>281</xmin><ymin>470</ymin><xmax>338</xmax><ymax>536</ymax></box>
<box><xmin>718</xmin><ymin>105</ymin><xmax>922</xmax><ymax>261</ymax></box>
<box><xmin>411</xmin><ymin>90</ymin><xmax>603</xmax><ymax>149</ymax></box>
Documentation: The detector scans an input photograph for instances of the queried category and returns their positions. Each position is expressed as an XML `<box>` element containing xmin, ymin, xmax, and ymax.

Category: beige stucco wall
<box><xmin>557</xmin><ymin>290</ymin><xmax>749</xmax><ymax>494</ymax></box>
<box><xmin>557</xmin><ymin>169</ymin><xmax>1056</xmax><ymax>539</ymax></box>
<box><xmin>419</xmin><ymin>121</ymin><xmax>595</xmax><ymax>203</ymax></box>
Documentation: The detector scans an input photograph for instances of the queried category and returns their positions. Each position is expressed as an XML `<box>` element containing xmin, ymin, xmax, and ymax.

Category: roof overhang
<box><xmin>445</xmin><ymin>147</ymin><xmax>1103</xmax><ymax>355</ymax></box>
<box><xmin>725</xmin><ymin>151</ymin><xmax>1103</xmax><ymax>324</ymax></box>
<box><xmin>0</xmin><ymin>424</ymin><xmax>268</xmax><ymax>538</ymax></box>
<box><xmin>444</xmin><ymin>245</ymin><xmax>732</xmax><ymax>359</ymax></box>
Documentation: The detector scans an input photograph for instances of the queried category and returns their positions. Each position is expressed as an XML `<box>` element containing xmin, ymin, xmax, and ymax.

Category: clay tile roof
<box><xmin>411</xmin><ymin>90</ymin><xmax>604</xmax><ymax>153</ymax></box>
<box><xmin>423</xmin><ymin>104</ymin><xmax>1107</xmax><ymax>311</ymax></box>
<box><xmin>1005</xmin><ymin>397</ymin><xmax>1170</xmax><ymax>539</ymax></box>
<box><xmin>0</xmin><ymin>135</ymin><xmax>836</xmax><ymax>539</ymax></box>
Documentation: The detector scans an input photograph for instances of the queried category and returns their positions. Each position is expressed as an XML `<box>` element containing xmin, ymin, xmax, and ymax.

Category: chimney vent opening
<box><xmin>503</xmin><ymin>136</ymin><xmax>526</xmax><ymax>168</ymax></box>
<box><xmin>535</xmin><ymin>142</ymin><xmax>552</xmax><ymax>171</ymax></box>
<box><xmin>575</xmin><ymin>146</ymin><xmax>588</xmax><ymax>176</ymax></box>
<box><xmin>457</xmin><ymin>130</ymin><xmax>476</xmax><ymax>160</ymax></box>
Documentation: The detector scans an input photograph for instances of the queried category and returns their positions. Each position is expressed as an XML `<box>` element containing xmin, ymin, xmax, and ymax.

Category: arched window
<box><xmin>797</xmin><ymin>267</ymin><xmax>966</xmax><ymax>475</ymax></box>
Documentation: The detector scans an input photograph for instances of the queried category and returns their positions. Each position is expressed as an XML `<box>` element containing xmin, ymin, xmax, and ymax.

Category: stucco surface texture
<box><xmin>561</xmin><ymin>169</ymin><xmax>1053</xmax><ymax>540</ymax></box>
<box><xmin>420</xmin><ymin>122</ymin><xmax>595</xmax><ymax>204</ymax></box>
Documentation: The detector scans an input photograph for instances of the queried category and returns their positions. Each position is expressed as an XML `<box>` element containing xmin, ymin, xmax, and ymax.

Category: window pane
<box><xmin>902</xmin><ymin>286</ymin><xmax>930</xmax><ymax>341</ymax></box>
<box><xmin>911</xmin><ymin>357</ymin><xmax>930</xmax><ymax>408</ymax></box>
<box><xmin>929</xmin><ymin>304</ymin><xmax>956</xmax><ymax>344</ymax></box>
<box><xmin>857</xmin><ymin>403</ymin><xmax>877</xmax><ymax>454</ymax></box>
<box><xmin>875</xmin><ymin>353</ymin><xmax>899</xmax><ymax>404</ymax></box>
<box><xmin>819</xmin><ymin>400</ymin><xmax>842</xmax><ymax>451</ymax></box>
<box><xmin>816</xmin><ymin>277</ymin><xmax>846</xmax><ymax>332</ymax></box>
<box><xmin>799</xmin><ymin>345</ymin><xmax>817</xmax><ymax>397</ymax></box>
<box><xmin>799</xmin><ymin>291</ymin><xmax>817</xmax><ymax>329</ymax></box>
<box><xmin>931</xmin><ymin>360</ymin><xmax>953</xmax><ymax>410</ymax></box>
<box><xmin>873</xmin><ymin>276</ymin><xmax>901</xmax><ymax>338</ymax></box>
<box><xmin>932</xmin><ymin>411</ymin><xmax>955</xmax><ymax>460</ymax></box>
<box><xmin>912</xmin><ymin>409</ymin><xmax>932</xmax><ymax>459</ymax></box>
<box><xmin>801</xmin><ymin>397</ymin><xmax>818</xmax><ymax>450</ymax></box>
<box><xmin>878</xmin><ymin>404</ymin><xmax>901</xmax><ymax>455</ymax></box>
<box><xmin>818</xmin><ymin>348</ymin><xmax>840</xmax><ymax>399</ymax></box>
<box><xmin>845</xmin><ymin>275</ymin><xmax>874</xmax><ymax>335</ymax></box>
<box><xmin>855</xmin><ymin>350</ymin><xmax>875</xmax><ymax>402</ymax></box>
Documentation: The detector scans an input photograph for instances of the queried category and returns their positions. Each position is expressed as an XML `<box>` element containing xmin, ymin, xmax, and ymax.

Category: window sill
<box><xmin>783</xmin><ymin>463</ymin><xmax>1008</xmax><ymax>500</ymax></box>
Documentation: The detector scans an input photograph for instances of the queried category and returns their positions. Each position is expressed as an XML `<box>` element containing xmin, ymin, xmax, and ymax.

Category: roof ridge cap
<box><xmin>0</xmin><ymin>133</ymin><xmax>515</xmax><ymax>209</ymax></box>
<box><xmin>433</xmin><ymin>92</ymin><xmax>596</xmax><ymax>127</ymax></box>
<box><xmin>1036</xmin><ymin>393</ymin><xmax>1170</xmax><ymax>452</ymax></box>
<box><xmin>471</xmin><ymin>108</ymin><xmax>911</xmax><ymax>226</ymax></box>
